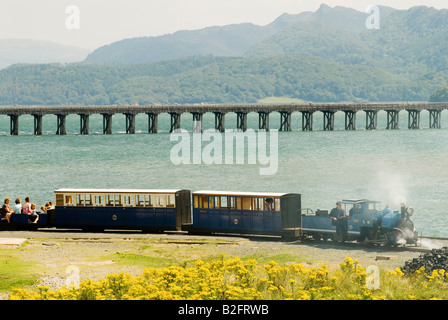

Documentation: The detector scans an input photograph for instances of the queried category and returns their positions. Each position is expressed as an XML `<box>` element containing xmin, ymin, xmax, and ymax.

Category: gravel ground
<box><xmin>0</xmin><ymin>229</ymin><xmax>446</xmax><ymax>293</ymax></box>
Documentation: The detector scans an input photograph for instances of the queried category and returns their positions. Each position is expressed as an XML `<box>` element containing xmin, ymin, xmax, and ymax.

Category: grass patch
<box><xmin>0</xmin><ymin>252</ymin><xmax>39</xmax><ymax>291</ymax></box>
<box><xmin>240</xmin><ymin>253</ymin><xmax>315</xmax><ymax>265</ymax></box>
<box><xmin>108</xmin><ymin>252</ymin><xmax>176</xmax><ymax>268</ymax></box>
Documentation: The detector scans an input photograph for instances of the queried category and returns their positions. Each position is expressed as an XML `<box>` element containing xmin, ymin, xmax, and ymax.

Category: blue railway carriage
<box><xmin>189</xmin><ymin>190</ymin><xmax>301</xmax><ymax>238</ymax></box>
<box><xmin>53</xmin><ymin>188</ymin><xmax>191</xmax><ymax>232</ymax></box>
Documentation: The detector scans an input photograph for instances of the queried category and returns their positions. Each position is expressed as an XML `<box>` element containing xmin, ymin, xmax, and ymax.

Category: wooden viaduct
<box><xmin>0</xmin><ymin>102</ymin><xmax>446</xmax><ymax>135</ymax></box>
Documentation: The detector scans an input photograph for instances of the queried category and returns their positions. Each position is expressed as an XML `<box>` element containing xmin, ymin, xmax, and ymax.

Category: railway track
<box><xmin>0</xmin><ymin>229</ymin><xmax>445</xmax><ymax>254</ymax></box>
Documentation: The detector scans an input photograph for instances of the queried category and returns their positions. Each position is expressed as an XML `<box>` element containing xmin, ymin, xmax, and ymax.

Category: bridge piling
<box><xmin>279</xmin><ymin>111</ymin><xmax>292</xmax><ymax>131</ymax></box>
<box><xmin>301</xmin><ymin>111</ymin><xmax>313</xmax><ymax>131</ymax></box>
<box><xmin>124</xmin><ymin>113</ymin><xmax>136</xmax><ymax>134</ymax></box>
<box><xmin>386</xmin><ymin>110</ymin><xmax>399</xmax><ymax>130</ymax></box>
<box><xmin>236</xmin><ymin>112</ymin><xmax>247</xmax><ymax>132</ymax></box>
<box><xmin>191</xmin><ymin>112</ymin><xmax>203</xmax><ymax>133</ymax></box>
<box><xmin>169</xmin><ymin>112</ymin><xmax>181</xmax><ymax>133</ymax></box>
<box><xmin>33</xmin><ymin>114</ymin><xmax>43</xmax><ymax>135</ymax></box>
<box><xmin>8</xmin><ymin>114</ymin><xmax>19</xmax><ymax>135</ymax></box>
<box><xmin>344</xmin><ymin>110</ymin><xmax>356</xmax><ymax>130</ymax></box>
<box><xmin>407</xmin><ymin>109</ymin><xmax>420</xmax><ymax>129</ymax></box>
<box><xmin>102</xmin><ymin>113</ymin><xmax>113</xmax><ymax>134</ymax></box>
<box><xmin>79</xmin><ymin>114</ymin><xmax>90</xmax><ymax>134</ymax></box>
<box><xmin>258</xmin><ymin>111</ymin><xmax>270</xmax><ymax>131</ymax></box>
<box><xmin>365</xmin><ymin>110</ymin><xmax>378</xmax><ymax>130</ymax></box>
<box><xmin>147</xmin><ymin>112</ymin><xmax>158</xmax><ymax>133</ymax></box>
<box><xmin>214</xmin><ymin>112</ymin><xmax>225</xmax><ymax>132</ymax></box>
<box><xmin>429</xmin><ymin>109</ymin><xmax>442</xmax><ymax>129</ymax></box>
<box><xmin>323</xmin><ymin>111</ymin><xmax>335</xmax><ymax>131</ymax></box>
<box><xmin>56</xmin><ymin>114</ymin><xmax>67</xmax><ymax>135</ymax></box>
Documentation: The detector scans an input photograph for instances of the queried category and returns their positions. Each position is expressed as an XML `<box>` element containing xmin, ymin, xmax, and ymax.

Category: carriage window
<box><xmin>56</xmin><ymin>194</ymin><xmax>64</xmax><ymax>206</ymax></box>
<box><xmin>95</xmin><ymin>195</ymin><xmax>104</xmax><ymax>206</ymax></box>
<box><xmin>76</xmin><ymin>194</ymin><xmax>84</xmax><ymax>206</ymax></box>
<box><xmin>214</xmin><ymin>196</ymin><xmax>220</xmax><ymax>208</ymax></box>
<box><xmin>155</xmin><ymin>195</ymin><xmax>165</xmax><ymax>207</ymax></box>
<box><xmin>236</xmin><ymin>197</ymin><xmax>242</xmax><ymax>210</ymax></box>
<box><xmin>106</xmin><ymin>194</ymin><xmax>115</xmax><ymax>206</ymax></box>
<box><xmin>242</xmin><ymin>197</ymin><xmax>251</xmax><ymax>210</ymax></box>
<box><xmin>145</xmin><ymin>195</ymin><xmax>153</xmax><ymax>207</ymax></box>
<box><xmin>123</xmin><ymin>195</ymin><xmax>134</xmax><ymax>206</ymax></box>
<box><xmin>251</xmin><ymin>198</ymin><xmax>259</xmax><ymax>211</ymax></box>
<box><xmin>166</xmin><ymin>194</ymin><xmax>175</xmax><ymax>207</ymax></box>
<box><xmin>197</xmin><ymin>196</ymin><xmax>208</xmax><ymax>209</ymax></box>
<box><xmin>115</xmin><ymin>194</ymin><xmax>122</xmax><ymax>206</ymax></box>
<box><xmin>229</xmin><ymin>197</ymin><xmax>235</xmax><ymax>209</ymax></box>
<box><xmin>65</xmin><ymin>195</ymin><xmax>73</xmax><ymax>206</ymax></box>
<box><xmin>258</xmin><ymin>198</ymin><xmax>265</xmax><ymax>211</ymax></box>
<box><xmin>136</xmin><ymin>195</ymin><xmax>144</xmax><ymax>207</ymax></box>
<box><xmin>208</xmin><ymin>196</ymin><xmax>214</xmax><ymax>209</ymax></box>
<box><xmin>194</xmin><ymin>196</ymin><xmax>198</xmax><ymax>208</ymax></box>
<box><xmin>220</xmin><ymin>196</ymin><xmax>228</xmax><ymax>209</ymax></box>
<box><xmin>85</xmin><ymin>194</ymin><xmax>92</xmax><ymax>206</ymax></box>
<box><xmin>275</xmin><ymin>198</ymin><xmax>280</xmax><ymax>212</ymax></box>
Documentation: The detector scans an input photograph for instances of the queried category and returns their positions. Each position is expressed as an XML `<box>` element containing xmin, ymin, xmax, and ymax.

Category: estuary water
<box><xmin>0</xmin><ymin>110</ymin><xmax>447</xmax><ymax>237</ymax></box>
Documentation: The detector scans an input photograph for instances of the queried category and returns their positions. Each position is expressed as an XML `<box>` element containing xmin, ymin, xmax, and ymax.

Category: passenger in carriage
<box><xmin>40</xmin><ymin>203</ymin><xmax>51</xmax><ymax>213</ymax></box>
<box><xmin>22</xmin><ymin>197</ymin><xmax>32</xmax><ymax>215</ymax></box>
<box><xmin>1</xmin><ymin>197</ymin><xmax>15</xmax><ymax>223</ymax></box>
<box><xmin>13</xmin><ymin>198</ymin><xmax>22</xmax><ymax>215</ymax></box>
<box><xmin>264</xmin><ymin>198</ymin><xmax>274</xmax><ymax>211</ymax></box>
<box><xmin>28</xmin><ymin>203</ymin><xmax>39</xmax><ymax>223</ymax></box>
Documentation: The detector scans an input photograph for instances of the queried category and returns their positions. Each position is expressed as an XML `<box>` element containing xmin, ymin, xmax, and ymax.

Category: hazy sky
<box><xmin>1</xmin><ymin>0</ymin><xmax>447</xmax><ymax>51</ymax></box>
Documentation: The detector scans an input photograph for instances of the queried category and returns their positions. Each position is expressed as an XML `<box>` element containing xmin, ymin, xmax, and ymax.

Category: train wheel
<box><xmin>312</xmin><ymin>233</ymin><xmax>321</xmax><ymax>241</ymax></box>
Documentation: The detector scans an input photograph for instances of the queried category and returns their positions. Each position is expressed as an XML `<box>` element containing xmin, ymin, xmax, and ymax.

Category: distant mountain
<box><xmin>0</xmin><ymin>39</ymin><xmax>90</xmax><ymax>69</ymax></box>
<box><xmin>84</xmin><ymin>3</ymin><xmax>394</xmax><ymax>65</ymax></box>
<box><xmin>84</xmin><ymin>20</ymin><xmax>293</xmax><ymax>64</ymax></box>
<box><xmin>246</xmin><ymin>5</ymin><xmax>448</xmax><ymax>77</ymax></box>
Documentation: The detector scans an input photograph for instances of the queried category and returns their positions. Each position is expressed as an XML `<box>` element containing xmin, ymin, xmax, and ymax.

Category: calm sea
<box><xmin>0</xmin><ymin>110</ymin><xmax>447</xmax><ymax>237</ymax></box>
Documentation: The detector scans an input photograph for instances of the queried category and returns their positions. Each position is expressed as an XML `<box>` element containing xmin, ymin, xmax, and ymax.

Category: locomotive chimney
<box><xmin>400</xmin><ymin>203</ymin><xmax>406</xmax><ymax>219</ymax></box>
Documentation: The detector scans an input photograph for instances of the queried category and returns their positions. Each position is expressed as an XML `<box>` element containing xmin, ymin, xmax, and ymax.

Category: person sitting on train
<box><xmin>13</xmin><ymin>198</ymin><xmax>22</xmax><ymax>215</ymax></box>
<box><xmin>48</xmin><ymin>202</ymin><xmax>55</xmax><ymax>209</ymax></box>
<box><xmin>22</xmin><ymin>197</ymin><xmax>32</xmax><ymax>215</ymax></box>
<box><xmin>330</xmin><ymin>201</ymin><xmax>348</xmax><ymax>240</ymax></box>
<box><xmin>28</xmin><ymin>203</ymin><xmax>39</xmax><ymax>223</ymax></box>
<box><xmin>329</xmin><ymin>201</ymin><xmax>345</xmax><ymax>220</ymax></box>
<box><xmin>2</xmin><ymin>197</ymin><xmax>15</xmax><ymax>223</ymax></box>
<box><xmin>264</xmin><ymin>198</ymin><xmax>274</xmax><ymax>211</ymax></box>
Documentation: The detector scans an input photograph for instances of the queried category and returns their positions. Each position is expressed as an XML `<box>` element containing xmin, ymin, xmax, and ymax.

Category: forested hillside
<box><xmin>1</xmin><ymin>55</ymin><xmax>445</xmax><ymax>105</ymax></box>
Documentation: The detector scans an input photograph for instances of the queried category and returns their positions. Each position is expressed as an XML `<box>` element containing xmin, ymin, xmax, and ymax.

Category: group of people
<box><xmin>1</xmin><ymin>197</ymin><xmax>54</xmax><ymax>224</ymax></box>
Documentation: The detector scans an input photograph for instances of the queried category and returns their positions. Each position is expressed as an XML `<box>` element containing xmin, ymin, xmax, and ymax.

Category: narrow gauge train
<box><xmin>1</xmin><ymin>188</ymin><xmax>418</xmax><ymax>246</ymax></box>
